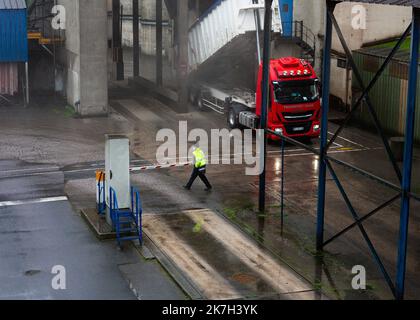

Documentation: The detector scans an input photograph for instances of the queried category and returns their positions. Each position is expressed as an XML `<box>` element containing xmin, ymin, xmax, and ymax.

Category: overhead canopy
<box><xmin>0</xmin><ymin>0</ymin><xmax>26</xmax><ymax>9</ymax></box>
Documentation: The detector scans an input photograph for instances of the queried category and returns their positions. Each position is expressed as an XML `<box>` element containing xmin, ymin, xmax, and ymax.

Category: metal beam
<box><xmin>258</xmin><ymin>0</ymin><xmax>273</xmax><ymax>212</ymax></box>
<box><xmin>113</xmin><ymin>0</ymin><xmax>124</xmax><ymax>80</ymax></box>
<box><xmin>326</xmin><ymin>24</ymin><xmax>411</xmax><ymax>151</ymax></box>
<box><xmin>323</xmin><ymin>193</ymin><xmax>401</xmax><ymax>246</ymax></box>
<box><xmin>267</xmin><ymin>128</ymin><xmax>412</xmax><ymax>195</ymax></box>
<box><xmin>396</xmin><ymin>7</ymin><xmax>420</xmax><ymax>301</ymax></box>
<box><xmin>133</xmin><ymin>0</ymin><xmax>140</xmax><ymax>77</ymax></box>
<box><xmin>326</xmin><ymin>160</ymin><xmax>396</xmax><ymax>296</ymax></box>
<box><xmin>253</xmin><ymin>0</ymin><xmax>262</xmax><ymax>63</ymax></box>
<box><xmin>316</xmin><ymin>0</ymin><xmax>335</xmax><ymax>250</ymax></box>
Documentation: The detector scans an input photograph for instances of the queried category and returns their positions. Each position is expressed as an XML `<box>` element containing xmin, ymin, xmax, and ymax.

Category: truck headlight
<box><xmin>275</xmin><ymin>128</ymin><xmax>283</xmax><ymax>135</ymax></box>
<box><xmin>313</xmin><ymin>124</ymin><xmax>320</xmax><ymax>132</ymax></box>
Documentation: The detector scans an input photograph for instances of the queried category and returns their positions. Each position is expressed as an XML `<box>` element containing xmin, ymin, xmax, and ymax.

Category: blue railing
<box><xmin>131</xmin><ymin>186</ymin><xmax>143</xmax><ymax>244</ymax></box>
<box><xmin>109</xmin><ymin>186</ymin><xmax>143</xmax><ymax>246</ymax></box>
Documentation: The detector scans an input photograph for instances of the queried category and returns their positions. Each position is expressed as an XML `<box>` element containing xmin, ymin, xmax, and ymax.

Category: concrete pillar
<box><xmin>78</xmin><ymin>0</ymin><xmax>109</xmax><ymax>116</ymax></box>
<box><xmin>56</xmin><ymin>0</ymin><xmax>108</xmax><ymax>116</ymax></box>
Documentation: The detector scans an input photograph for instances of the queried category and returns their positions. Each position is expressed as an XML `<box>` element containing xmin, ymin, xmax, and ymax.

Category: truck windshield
<box><xmin>273</xmin><ymin>80</ymin><xmax>319</xmax><ymax>105</ymax></box>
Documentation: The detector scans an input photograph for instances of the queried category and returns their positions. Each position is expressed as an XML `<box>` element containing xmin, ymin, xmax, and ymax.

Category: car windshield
<box><xmin>273</xmin><ymin>80</ymin><xmax>319</xmax><ymax>105</ymax></box>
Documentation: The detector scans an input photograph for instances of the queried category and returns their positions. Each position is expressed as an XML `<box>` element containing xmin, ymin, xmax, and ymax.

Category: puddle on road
<box><xmin>143</xmin><ymin>209</ymin><xmax>320</xmax><ymax>300</ymax></box>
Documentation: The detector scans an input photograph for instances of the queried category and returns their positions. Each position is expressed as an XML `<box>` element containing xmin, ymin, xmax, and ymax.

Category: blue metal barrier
<box><xmin>109</xmin><ymin>186</ymin><xmax>143</xmax><ymax>247</ymax></box>
<box><xmin>131</xmin><ymin>187</ymin><xmax>143</xmax><ymax>245</ymax></box>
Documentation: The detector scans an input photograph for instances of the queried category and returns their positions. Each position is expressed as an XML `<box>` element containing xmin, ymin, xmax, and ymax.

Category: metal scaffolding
<box><xmin>258</xmin><ymin>0</ymin><xmax>420</xmax><ymax>300</ymax></box>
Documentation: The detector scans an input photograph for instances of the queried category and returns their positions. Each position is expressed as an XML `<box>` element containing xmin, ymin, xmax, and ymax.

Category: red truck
<box><xmin>190</xmin><ymin>56</ymin><xmax>321</xmax><ymax>141</ymax></box>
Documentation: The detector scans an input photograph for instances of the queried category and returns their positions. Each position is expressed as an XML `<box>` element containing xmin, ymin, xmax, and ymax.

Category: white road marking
<box><xmin>271</xmin><ymin>148</ymin><xmax>367</xmax><ymax>159</ymax></box>
<box><xmin>130</xmin><ymin>146</ymin><xmax>371</xmax><ymax>171</ymax></box>
<box><xmin>328</xmin><ymin>131</ymin><xmax>366</xmax><ymax>148</ymax></box>
<box><xmin>0</xmin><ymin>196</ymin><xmax>68</xmax><ymax>208</ymax></box>
<box><xmin>0</xmin><ymin>167</ymin><xmax>58</xmax><ymax>175</ymax></box>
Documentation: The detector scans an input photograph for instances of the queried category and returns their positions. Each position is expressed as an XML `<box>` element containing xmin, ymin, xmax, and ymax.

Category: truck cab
<box><xmin>255</xmin><ymin>57</ymin><xmax>321</xmax><ymax>140</ymax></box>
<box><xmin>190</xmin><ymin>56</ymin><xmax>321</xmax><ymax>142</ymax></box>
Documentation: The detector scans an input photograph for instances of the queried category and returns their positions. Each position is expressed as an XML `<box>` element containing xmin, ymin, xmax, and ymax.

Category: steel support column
<box><xmin>396</xmin><ymin>7</ymin><xmax>420</xmax><ymax>300</ymax></box>
<box><xmin>133</xmin><ymin>0</ymin><xmax>140</xmax><ymax>77</ymax></box>
<box><xmin>176</xmin><ymin>0</ymin><xmax>189</xmax><ymax>112</ymax></box>
<box><xmin>281</xmin><ymin>138</ymin><xmax>285</xmax><ymax>229</ymax></box>
<box><xmin>156</xmin><ymin>0</ymin><xmax>163</xmax><ymax>86</ymax></box>
<box><xmin>25</xmin><ymin>62</ymin><xmax>29</xmax><ymax>106</ymax></box>
<box><xmin>258</xmin><ymin>0</ymin><xmax>273</xmax><ymax>212</ymax></box>
<box><xmin>329</xmin><ymin>12</ymin><xmax>403</xmax><ymax>183</ymax></box>
<box><xmin>253</xmin><ymin>0</ymin><xmax>262</xmax><ymax>63</ymax></box>
<box><xmin>316</xmin><ymin>0</ymin><xmax>335</xmax><ymax>250</ymax></box>
<box><xmin>113</xmin><ymin>0</ymin><xmax>124</xmax><ymax>80</ymax></box>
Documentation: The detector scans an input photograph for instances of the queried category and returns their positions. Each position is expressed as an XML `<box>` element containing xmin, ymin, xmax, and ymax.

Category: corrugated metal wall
<box><xmin>0</xmin><ymin>9</ymin><xmax>28</xmax><ymax>62</ymax></box>
<box><xmin>353</xmin><ymin>51</ymin><xmax>420</xmax><ymax>143</ymax></box>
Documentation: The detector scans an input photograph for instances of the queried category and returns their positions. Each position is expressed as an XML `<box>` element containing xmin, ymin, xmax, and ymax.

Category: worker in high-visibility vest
<box><xmin>184</xmin><ymin>145</ymin><xmax>212</xmax><ymax>191</ymax></box>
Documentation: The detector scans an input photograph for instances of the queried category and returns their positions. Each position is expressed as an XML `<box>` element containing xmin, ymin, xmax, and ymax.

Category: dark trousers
<box><xmin>186</xmin><ymin>166</ymin><xmax>212</xmax><ymax>189</ymax></box>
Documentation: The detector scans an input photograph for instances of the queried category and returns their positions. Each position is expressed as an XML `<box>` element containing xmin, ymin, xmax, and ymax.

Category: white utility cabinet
<box><xmin>105</xmin><ymin>135</ymin><xmax>131</xmax><ymax>226</ymax></box>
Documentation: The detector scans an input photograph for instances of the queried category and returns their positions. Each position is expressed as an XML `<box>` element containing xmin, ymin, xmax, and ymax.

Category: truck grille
<box><xmin>282</xmin><ymin>111</ymin><xmax>314</xmax><ymax>121</ymax></box>
<box><xmin>284</xmin><ymin>121</ymin><xmax>312</xmax><ymax>135</ymax></box>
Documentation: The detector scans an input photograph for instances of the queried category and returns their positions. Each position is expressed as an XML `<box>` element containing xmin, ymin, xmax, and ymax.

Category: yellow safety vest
<box><xmin>193</xmin><ymin>148</ymin><xmax>207</xmax><ymax>168</ymax></box>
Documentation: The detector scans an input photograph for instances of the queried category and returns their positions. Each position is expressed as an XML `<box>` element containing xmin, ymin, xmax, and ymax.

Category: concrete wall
<box><xmin>294</xmin><ymin>1</ymin><xmax>410</xmax><ymax>66</ymax></box>
<box><xmin>58</xmin><ymin>0</ymin><xmax>108</xmax><ymax>116</ymax></box>
<box><xmin>57</xmin><ymin>0</ymin><xmax>80</xmax><ymax>108</ymax></box>
<box><xmin>293</xmin><ymin>0</ymin><xmax>325</xmax><ymax>72</ymax></box>
<box><xmin>293</xmin><ymin>0</ymin><xmax>411</xmax><ymax>109</ymax></box>
<box><xmin>272</xmin><ymin>39</ymin><xmax>303</xmax><ymax>61</ymax></box>
<box><xmin>332</xmin><ymin>3</ymin><xmax>411</xmax><ymax>51</ymax></box>
<box><xmin>332</xmin><ymin>3</ymin><xmax>410</xmax><ymax>109</ymax></box>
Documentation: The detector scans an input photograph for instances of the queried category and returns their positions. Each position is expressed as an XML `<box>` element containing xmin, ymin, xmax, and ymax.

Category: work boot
<box><xmin>205</xmin><ymin>187</ymin><xmax>213</xmax><ymax>192</ymax></box>
<box><xmin>183</xmin><ymin>185</ymin><xmax>191</xmax><ymax>190</ymax></box>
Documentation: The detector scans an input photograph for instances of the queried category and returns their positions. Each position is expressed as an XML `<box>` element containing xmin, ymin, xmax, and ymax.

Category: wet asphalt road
<box><xmin>2</xmin><ymin>90</ymin><xmax>420</xmax><ymax>299</ymax></box>
<box><xmin>0</xmin><ymin>97</ymin><xmax>190</xmax><ymax>300</ymax></box>
<box><xmin>0</xmin><ymin>159</ymin><xmax>187</xmax><ymax>300</ymax></box>
<box><xmin>0</xmin><ymin>159</ymin><xmax>138</xmax><ymax>299</ymax></box>
<box><xmin>106</xmin><ymin>90</ymin><xmax>420</xmax><ymax>300</ymax></box>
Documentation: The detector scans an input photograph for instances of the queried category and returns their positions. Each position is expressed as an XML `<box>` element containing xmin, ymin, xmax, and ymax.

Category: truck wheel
<box><xmin>228</xmin><ymin>104</ymin><xmax>246</xmax><ymax>129</ymax></box>
<box><xmin>189</xmin><ymin>88</ymin><xmax>198</xmax><ymax>106</ymax></box>
<box><xmin>197</xmin><ymin>92</ymin><xmax>206</xmax><ymax>111</ymax></box>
